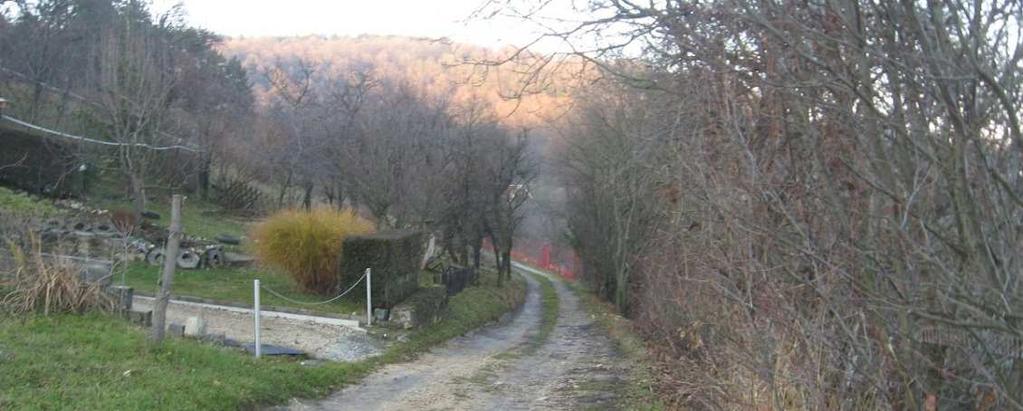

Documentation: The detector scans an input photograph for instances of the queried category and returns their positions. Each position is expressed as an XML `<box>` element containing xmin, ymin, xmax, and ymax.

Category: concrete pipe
<box><xmin>204</xmin><ymin>247</ymin><xmax>225</xmax><ymax>268</ymax></box>
<box><xmin>145</xmin><ymin>248</ymin><xmax>165</xmax><ymax>266</ymax></box>
<box><xmin>176</xmin><ymin>250</ymin><xmax>201</xmax><ymax>269</ymax></box>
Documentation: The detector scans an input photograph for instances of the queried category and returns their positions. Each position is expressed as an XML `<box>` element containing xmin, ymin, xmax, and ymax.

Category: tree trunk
<box><xmin>302</xmin><ymin>182</ymin><xmax>314</xmax><ymax>210</ymax></box>
<box><xmin>501</xmin><ymin>249</ymin><xmax>512</xmax><ymax>283</ymax></box>
<box><xmin>130</xmin><ymin>173</ymin><xmax>147</xmax><ymax>220</ymax></box>
<box><xmin>277</xmin><ymin>170</ymin><xmax>292</xmax><ymax>209</ymax></box>
<box><xmin>199</xmin><ymin>153</ymin><xmax>211</xmax><ymax>200</ymax></box>
<box><xmin>151</xmin><ymin>194</ymin><xmax>182</xmax><ymax>343</ymax></box>
<box><xmin>493</xmin><ymin>240</ymin><xmax>504</xmax><ymax>287</ymax></box>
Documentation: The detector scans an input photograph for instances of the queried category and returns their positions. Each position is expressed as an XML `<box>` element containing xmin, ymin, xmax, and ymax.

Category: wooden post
<box><xmin>151</xmin><ymin>194</ymin><xmax>182</xmax><ymax>343</ymax></box>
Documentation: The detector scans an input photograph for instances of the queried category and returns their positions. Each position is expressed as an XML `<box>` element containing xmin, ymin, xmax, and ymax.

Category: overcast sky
<box><xmin>150</xmin><ymin>0</ymin><xmax>580</xmax><ymax>50</ymax></box>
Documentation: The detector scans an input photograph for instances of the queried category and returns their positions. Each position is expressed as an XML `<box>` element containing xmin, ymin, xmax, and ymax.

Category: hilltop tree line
<box><xmin>0</xmin><ymin>0</ymin><xmax>534</xmax><ymax>283</ymax></box>
<box><xmin>485</xmin><ymin>0</ymin><xmax>1023</xmax><ymax>408</ymax></box>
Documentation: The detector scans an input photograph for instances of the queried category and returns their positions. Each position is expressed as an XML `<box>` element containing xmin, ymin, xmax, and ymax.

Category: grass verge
<box><xmin>567</xmin><ymin>281</ymin><xmax>665</xmax><ymax>410</ymax></box>
<box><xmin>381</xmin><ymin>269</ymin><xmax>526</xmax><ymax>362</ymax></box>
<box><xmin>0</xmin><ymin>314</ymin><xmax>374</xmax><ymax>410</ymax></box>
<box><xmin>0</xmin><ymin>270</ymin><xmax>527</xmax><ymax>410</ymax></box>
<box><xmin>522</xmin><ymin>271</ymin><xmax>558</xmax><ymax>354</ymax></box>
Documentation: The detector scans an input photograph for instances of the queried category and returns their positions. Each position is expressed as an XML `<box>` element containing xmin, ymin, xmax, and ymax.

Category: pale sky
<box><xmin>151</xmin><ymin>0</ymin><xmax>582</xmax><ymax>50</ymax></box>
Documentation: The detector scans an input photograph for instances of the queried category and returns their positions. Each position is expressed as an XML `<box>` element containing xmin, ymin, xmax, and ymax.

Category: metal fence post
<box><xmin>254</xmin><ymin>278</ymin><xmax>261</xmax><ymax>358</ymax></box>
<box><xmin>365</xmin><ymin>268</ymin><xmax>372</xmax><ymax>326</ymax></box>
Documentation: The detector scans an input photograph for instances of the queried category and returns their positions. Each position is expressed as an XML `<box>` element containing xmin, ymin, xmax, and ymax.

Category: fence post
<box><xmin>253</xmin><ymin>278</ymin><xmax>261</xmax><ymax>358</ymax></box>
<box><xmin>365</xmin><ymin>268</ymin><xmax>372</xmax><ymax>326</ymax></box>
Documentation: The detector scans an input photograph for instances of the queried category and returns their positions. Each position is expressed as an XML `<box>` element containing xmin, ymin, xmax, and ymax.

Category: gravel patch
<box><xmin>133</xmin><ymin>297</ymin><xmax>384</xmax><ymax>361</ymax></box>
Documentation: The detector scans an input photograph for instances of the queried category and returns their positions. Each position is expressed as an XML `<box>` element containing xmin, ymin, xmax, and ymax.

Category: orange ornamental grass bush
<box><xmin>251</xmin><ymin>208</ymin><xmax>375</xmax><ymax>295</ymax></box>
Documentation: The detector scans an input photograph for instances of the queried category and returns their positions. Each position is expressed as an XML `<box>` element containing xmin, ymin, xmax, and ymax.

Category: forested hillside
<box><xmin>220</xmin><ymin>35</ymin><xmax>577</xmax><ymax>129</ymax></box>
<box><xmin>0</xmin><ymin>2</ymin><xmax>548</xmax><ymax>282</ymax></box>
<box><xmin>217</xmin><ymin>34</ymin><xmax>583</xmax><ymax>249</ymax></box>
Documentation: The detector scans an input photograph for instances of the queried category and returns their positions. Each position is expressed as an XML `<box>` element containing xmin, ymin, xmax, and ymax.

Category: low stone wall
<box><xmin>389</xmin><ymin>286</ymin><xmax>448</xmax><ymax>329</ymax></box>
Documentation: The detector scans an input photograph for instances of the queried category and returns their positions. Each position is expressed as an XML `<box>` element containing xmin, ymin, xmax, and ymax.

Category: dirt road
<box><xmin>281</xmin><ymin>265</ymin><xmax>630</xmax><ymax>410</ymax></box>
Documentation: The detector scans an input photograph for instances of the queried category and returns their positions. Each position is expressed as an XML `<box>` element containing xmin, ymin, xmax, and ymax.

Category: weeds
<box><xmin>1</xmin><ymin>236</ymin><xmax>113</xmax><ymax>315</ymax></box>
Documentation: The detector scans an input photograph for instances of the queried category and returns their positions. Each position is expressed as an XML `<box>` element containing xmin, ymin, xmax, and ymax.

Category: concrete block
<box><xmin>107</xmin><ymin>286</ymin><xmax>133</xmax><ymax>311</ymax></box>
<box><xmin>168</xmin><ymin>323</ymin><xmax>185</xmax><ymax>338</ymax></box>
<box><xmin>390</xmin><ymin>305</ymin><xmax>414</xmax><ymax>330</ymax></box>
<box><xmin>126</xmin><ymin>310</ymin><xmax>152</xmax><ymax>327</ymax></box>
<box><xmin>373</xmin><ymin>308</ymin><xmax>389</xmax><ymax>323</ymax></box>
<box><xmin>184</xmin><ymin>317</ymin><xmax>207</xmax><ymax>337</ymax></box>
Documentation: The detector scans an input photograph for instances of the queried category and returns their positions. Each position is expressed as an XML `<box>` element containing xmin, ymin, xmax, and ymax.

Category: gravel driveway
<box><xmin>279</xmin><ymin>264</ymin><xmax>631</xmax><ymax>410</ymax></box>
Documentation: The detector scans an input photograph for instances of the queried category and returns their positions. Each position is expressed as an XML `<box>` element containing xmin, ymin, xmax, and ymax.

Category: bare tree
<box><xmin>92</xmin><ymin>3</ymin><xmax>177</xmax><ymax>218</ymax></box>
<box><xmin>484</xmin><ymin>0</ymin><xmax>1023</xmax><ymax>408</ymax></box>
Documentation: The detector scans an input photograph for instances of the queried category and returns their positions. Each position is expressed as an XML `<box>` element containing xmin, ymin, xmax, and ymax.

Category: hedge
<box><xmin>339</xmin><ymin>230</ymin><xmax>424</xmax><ymax>308</ymax></box>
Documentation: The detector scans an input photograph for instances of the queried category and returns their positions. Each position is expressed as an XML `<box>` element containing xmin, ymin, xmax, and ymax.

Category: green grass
<box><xmin>89</xmin><ymin>186</ymin><xmax>250</xmax><ymax>240</ymax></box>
<box><xmin>385</xmin><ymin>269</ymin><xmax>526</xmax><ymax>361</ymax></box>
<box><xmin>80</xmin><ymin>169</ymin><xmax>251</xmax><ymax>239</ymax></box>
<box><xmin>0</xmin><ymin>269</ymin><xmax>528</xmax><ymax>410</ymax></box>
<box><xmin>0</xmin><ymin>186</ymin><xmax>59</xmax><ymax>216</ymax></box>
<box><xmin>0</xmin><ymin>314</ymin><xmax>374</xmax><ymax>410</ymax></box>
<box><xmin>528</xmin><ymin>273</ymin><xmax>559</xmax><ymax>353</ymax></box>
<box><xmin>121</xmin><ymin>263</ymin><xmax>363</xmax><ymax>317</ymax></box>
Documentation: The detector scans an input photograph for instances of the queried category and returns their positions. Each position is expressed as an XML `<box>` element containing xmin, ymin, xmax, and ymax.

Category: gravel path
<box><xmin>280</xmin><ymin>264</ymin><xmax>630</xmax><ymax>410</ymax></box>
<box><xmin>133</xmin><ymin>297</ymin><xmax>383</xmax><ymax>361</ymax></box>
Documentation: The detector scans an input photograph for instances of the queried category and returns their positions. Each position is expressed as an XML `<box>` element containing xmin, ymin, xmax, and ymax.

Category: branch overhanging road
<box><xmin>281</xmin><ymin>263</ymin><xmax>632</xmax><ymax>411</ymax></box>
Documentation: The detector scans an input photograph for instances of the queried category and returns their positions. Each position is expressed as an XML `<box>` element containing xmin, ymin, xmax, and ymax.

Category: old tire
<box><xmin>93</xmin><ymin>222</ymin><xmax>117</xmax><ymax>237</ymax></box>
<box><xmin>215</xmin><ymin>234</ymin><xmax>241</xmax><ymax>245</ymax></box>
<box><xmin>71</xmin><ymin>221</ymin><xmax>93</xmax><ymax>233</ymax></box>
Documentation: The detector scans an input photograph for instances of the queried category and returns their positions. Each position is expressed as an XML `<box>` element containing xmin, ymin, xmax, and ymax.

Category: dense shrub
<box><xmin>251</xmin><ymin>208</ymin><xmax>374</xmax><ymax>295</ymax></box>
<box><xmin>339</xmin><ymin>230</ymin><xmax>424</xmax><ymax>308</ymax></box>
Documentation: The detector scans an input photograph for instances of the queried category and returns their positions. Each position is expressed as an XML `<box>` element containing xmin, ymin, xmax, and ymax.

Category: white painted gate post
<box><xmin>365</xmin><ymin>268</ymin><xmax>372</xmax><ymax>326</ymax></box>
<box><xmin>253</xmin><ymin>278</ymin><xmax>261</xmax><ymax>358</ymax></box>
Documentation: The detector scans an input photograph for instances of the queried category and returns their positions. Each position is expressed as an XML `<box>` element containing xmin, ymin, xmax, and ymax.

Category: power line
<box><xmin>0</xmin><ymin>65</ymin><xmax>197</xmax><ymax>146</ymax></box>
<box><xmin>1</xmin><ymin>114</ymin><xmax>201</xmax><ymax>152</ymax></box>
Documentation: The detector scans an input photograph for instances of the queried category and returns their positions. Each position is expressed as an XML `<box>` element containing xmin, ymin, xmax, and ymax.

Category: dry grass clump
<box><xmin>1</xmin><ymin>237</ymin><xmax>114</xmax><ymax>315</ymax></box>
<box><xmin>250</xmin><ymin>207</ymin><xmax>375</xmax><ymax>294</ymax></box>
